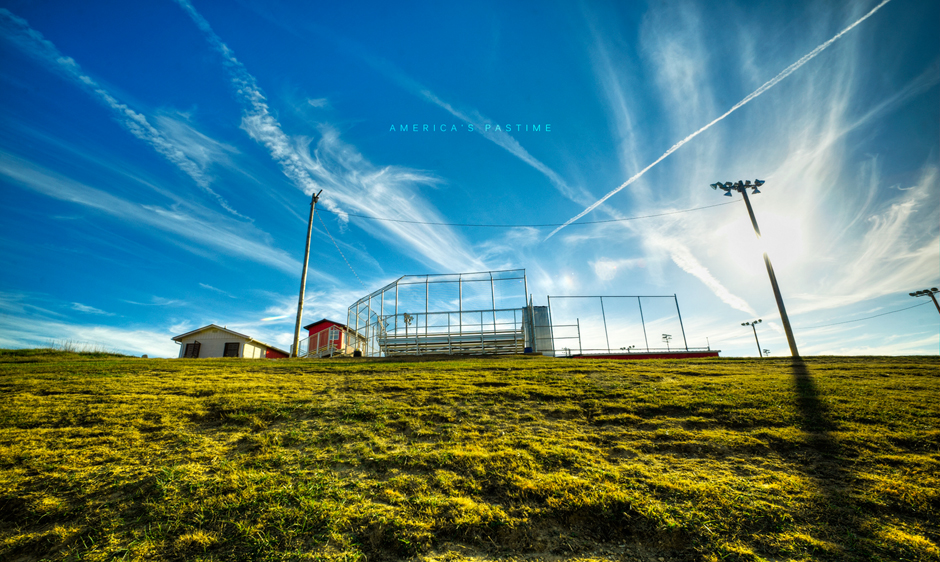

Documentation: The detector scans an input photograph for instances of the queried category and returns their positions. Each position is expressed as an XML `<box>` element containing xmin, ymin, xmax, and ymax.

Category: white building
<box><xmin>171</xmin><ymin>324</ymin><xmax>289</xmax><ymax>359</ymax></box>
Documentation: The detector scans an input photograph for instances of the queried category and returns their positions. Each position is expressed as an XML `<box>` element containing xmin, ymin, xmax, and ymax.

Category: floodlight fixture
<box><xmin>909</xmin><ymin>287</ymin><xmax>940</xmax><ymax>315</ymax></box>
<box><xmin>711</xmin><ymin>179</ymin><xmax>799</xmax><ymax>357</ymax></box>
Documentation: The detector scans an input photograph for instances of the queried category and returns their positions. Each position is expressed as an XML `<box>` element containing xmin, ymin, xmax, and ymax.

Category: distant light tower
<box><xmin>909</xmin><ymin>288</ymin><xmax>940</xmax><ymax>315</ymax></box>
<box><xmin>711</xmin><ymin>179</ymin><xmax>799</xmax><ymax>357</ymax></box>
<box><xmin>742</xmin><ymin>319</ymin><xmax>763</xmax><ymax>357</ymax></box>
<box><xmin>662</xmin><ymin>333</ymin><xmax>672</xmax><ymax>351</ymax></box>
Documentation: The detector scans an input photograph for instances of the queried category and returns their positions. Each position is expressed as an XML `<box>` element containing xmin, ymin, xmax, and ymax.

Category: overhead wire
<box><xmin>707</xmin><ymin>301</ymin><xmax>933</xmax><ymax>346</ymax></box>
<box><xmin>797</xmin><ymin>301</ymin><xmax>933</xmax><ymax>329</ymax></box>
<box><xmin>315</xmin><ymin>209</ymin><xmax>367</xmax><ymax>289</ymax></box>
<box><xmin>315</xmin><ymin>201</ymin><xmax>738</xmax><ymax>228</ymax></box>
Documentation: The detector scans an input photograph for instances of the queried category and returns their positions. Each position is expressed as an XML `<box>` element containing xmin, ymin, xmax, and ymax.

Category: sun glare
<box><xmin>719</xmin><ymin>212</ymin><xmax>805</xmax><ymax>279</ymax></box>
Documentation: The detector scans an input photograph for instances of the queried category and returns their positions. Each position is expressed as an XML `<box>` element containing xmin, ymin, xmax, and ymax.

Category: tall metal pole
<box><xmin>292</xmin><ymin>190</ymin><xmax>321</xmax><ymax>357</ymax></box>
<box><xmin>739</xmin><ymin>188</ymin><xmax>800</xmax><ymax>357</ymax></box>
<box><xmin>930</xmin><ymin>293</ymin><xmax>940</xmax><ymax>315</ymax></box>
<box><xmin>750</xmin><ymin>324</ymin><xmax>762</xmax><ymax>357</ymax></box>
<box><xmin>600</xmin><ymin>296</ymin><xmax>610</xmax><ymax>353</ymax></box>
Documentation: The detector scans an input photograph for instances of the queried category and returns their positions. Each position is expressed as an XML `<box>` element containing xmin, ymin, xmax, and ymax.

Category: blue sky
<box><xmin>0</xmin><ymin>0</ymin><xmax>937</xmax><ymax>358</ymax></box>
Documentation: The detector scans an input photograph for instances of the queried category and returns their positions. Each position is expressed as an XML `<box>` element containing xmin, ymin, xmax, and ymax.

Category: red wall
<box><xmin>266</xmin><ymin>348</ymin><xmax>288</xmax><ymax>359</ymax></box>
<box><xmin>306</xmin><ymin>321</ymin><xmax>344</xmax><ymax>350</ymax></box>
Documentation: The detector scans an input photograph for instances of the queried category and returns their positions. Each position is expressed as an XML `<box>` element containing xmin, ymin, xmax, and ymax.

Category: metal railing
<box><xmin>553</xmin><ymin>346</ymin><xmax>714</xmax><ymax>357</ymax></box>
<box><xmin>296</xmin><ymin>329</ymin><xmax>366</xmax><ymax>358</ymax></box>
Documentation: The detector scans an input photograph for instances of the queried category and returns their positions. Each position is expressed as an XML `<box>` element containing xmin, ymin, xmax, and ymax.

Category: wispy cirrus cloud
<box><xmin>409</xmin><ymin>86</ymin><xmax>592</xmax><ymax>204</ymax></box>
<box><xmin>0</xmin><ymin>9</ymin><xmax>247</xmax><ymax>219</ymax></box>
<box><xmin>233</xmin><ymin>5</ymin><xmax>592</xmax><ymax>207</ymax></box>
<box><xmin>299</xmin><ymin>126</ymin><xmax>486</xmax><ymax>272</ymax></box>
<box><xmin>568</xmin><ymin>0</ymin><xmax>937</xmax><ymax>331</ymax></box>
<box><xmin>173</xmin><ymin>0</ymin><xmax>322</xmax><ymax>197</ymax></box>
<box><xmin>790</xmin><ymin>163</ymin><xmax>939</xmax><ymax>313</ymax></box>
<box><xmin>547</xmin><ymin>0</ymin><xmax>895</xmax><ymax>239</ymax></box>
<box><xmin>71</xmin><ymin>302</ymin><xmax>115</xmax><ymax>316</ymax></box>
<box><xmin>0</xmin><ymin>316</ymin><xmax>181</xmax><ymax>357</ymax></box>
<box><xmin>173</xmin><ymin>0</ymin><xmax>486</xmax><ymax>273</ymax></box>
<box><xmin>0</xmin><ymin>291</ymin><xmax>179</xmax><ymax>357</ymax></box>
<box><xmin>589</xmin><ymin>257</ymin><xmax>646</xmax><ymax>283</ymax></box>
<box><xmin>199</xmin><ymin>283</ymin><xmax>236</xmax><ymax>298</ymax></box>
<box><xmin>0</xmin><ymin>151</ymin><xmax>303</xmax><ymax>274</ymax></box>
<box><xmin>652</xmin><ymin>236</ymin><xmax>756</xmax><ymax>315</ymax></box>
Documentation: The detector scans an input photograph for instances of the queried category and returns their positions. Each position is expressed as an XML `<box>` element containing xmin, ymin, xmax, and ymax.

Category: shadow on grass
<box><xmin>791</xmin><ymin>359</ymin><xmax>869</xmax><ymax>560</ymax></box>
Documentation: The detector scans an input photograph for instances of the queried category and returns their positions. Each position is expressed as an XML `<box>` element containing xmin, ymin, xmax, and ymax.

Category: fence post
<box><xmin>576</xmin><ymin>318</ymin><xmax>582</xmax><ymax>356</ymax></box>
<box><xmin>675</xmin><ymin>294</ymin><xmax>689</xmax><ymax>351</ymax></box>
<box><xmin>600</xmin><ymin>296</ymin><xmax>610</xmax><ymax>353</ymax></box>
<box><xmin>638</xmin><ymin>297</ymin><xmax>649</xmax><ymax>351</ymax></box>
<box><xmin>490</xmin><ymin>272</ymin><xmax>496</xmax><ymax>332</ymax></box>
<box><xmin>548</xmin><ymin>296</ymin><xmax>556</xmax><ymax>357</ymax></box>
<box><xmin>367</xmin><ymin>294</ymin><xmax>373</xmax><ymax>357</ymax></box>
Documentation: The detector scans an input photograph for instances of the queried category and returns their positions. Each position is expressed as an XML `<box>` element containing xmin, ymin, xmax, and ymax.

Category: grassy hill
<box><xmin>0</xmin><ymin>351</ymin><xmax>937</xmax><ymax>561</ymax></box>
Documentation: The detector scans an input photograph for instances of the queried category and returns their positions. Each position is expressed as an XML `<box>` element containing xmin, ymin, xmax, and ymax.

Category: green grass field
<box><xmin>0</xmin><ymin>350</ymin><xmax>937</xmax><ymax>561</ymax></box>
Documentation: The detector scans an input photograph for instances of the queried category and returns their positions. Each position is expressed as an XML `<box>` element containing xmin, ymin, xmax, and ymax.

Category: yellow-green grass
<box><xmin>0</xmin><ymin>350</ymin><xmax>937</xmax><ymax>561</ymax></box>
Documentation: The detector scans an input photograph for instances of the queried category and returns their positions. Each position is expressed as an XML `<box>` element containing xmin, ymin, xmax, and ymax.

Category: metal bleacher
<box><xmin>377</xmin><ymin>308</ymin><xmax>527</xmax><ymax>357</ymax></box>
<box><xmin>379</xmin><ymin>328</ymin><xmax>525</xmax><ymax>356</ymax></box>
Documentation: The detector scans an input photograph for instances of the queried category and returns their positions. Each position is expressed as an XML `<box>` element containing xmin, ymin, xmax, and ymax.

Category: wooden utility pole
<box><xmin>292</xmin><ymin>190</ymin><xmax>321</xmax><ymax>357</ymax></box>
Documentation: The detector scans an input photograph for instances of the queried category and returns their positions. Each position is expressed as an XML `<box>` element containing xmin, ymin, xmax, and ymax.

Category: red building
<box><xmin>301</xmin><ymin>319</ymin><xmax>364</xmax><ymax>357</ymax></box>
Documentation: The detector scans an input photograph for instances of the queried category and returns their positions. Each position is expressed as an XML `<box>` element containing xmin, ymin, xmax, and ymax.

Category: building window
<box><xmin>223</xmin><ymin>342</ymin><xmax>240</xmax><ymax>357</ymax></box>
<box><xmin>329</xmin><ymin>327</ymin><xmax>339</xmax><ymax>340</ymax></box>
<box><xmin>183</xmin><ymin>341</ymin><xmax>201</xmax><ymax>358</ymax></box>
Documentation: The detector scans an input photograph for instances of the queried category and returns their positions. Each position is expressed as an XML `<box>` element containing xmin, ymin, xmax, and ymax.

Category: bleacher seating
<box><xmin>379</xmin><ymin>329</ymin><xmax>524</xmax><ymax>356</ymax></box>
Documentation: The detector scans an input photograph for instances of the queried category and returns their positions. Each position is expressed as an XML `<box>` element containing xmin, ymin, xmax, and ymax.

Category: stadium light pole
<box><xmin>711</xmin><ymin>180</ymin><xmax>800</xmax><ymax>357</ymax></box>
<box><xmin>742</xmin><ymin>319</ymin><xmax>763</xmax><ymax>357</ymax></box>
<box><xmin>909</xmin><ymin>288</ymin><xmax>940</xmax><ymax>315</ymax></box>
<box><xmin>292</xmin><ymin>189</ymin><xmax>322</xmax><ymax>357</ymax></box>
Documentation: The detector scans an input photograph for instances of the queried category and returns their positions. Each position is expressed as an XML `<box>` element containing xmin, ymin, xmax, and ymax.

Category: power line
<box><xmin>316</xmin><ymin>210</ymin><xmax>367</xmax><ymax>289</ymax></box>
<box><xmin>798</xmin><ymin>301</ymin><xmax>932</xmax><ymax>329</ymax></box>
<box><xmin>315</xmin><ymin>201</ymin><xmax>737</xmax><ymax>228</ymax></box>
<box><xmin>710</xmin><ymin>301</ymin><xmax>933</xmax><ymax>344</ymax></box>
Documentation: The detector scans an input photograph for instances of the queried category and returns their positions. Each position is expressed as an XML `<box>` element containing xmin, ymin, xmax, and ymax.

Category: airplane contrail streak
<box><xmin>545</xmin><ymin>0</ymin><xmax>893</xmax><ymax>240</ymax></box>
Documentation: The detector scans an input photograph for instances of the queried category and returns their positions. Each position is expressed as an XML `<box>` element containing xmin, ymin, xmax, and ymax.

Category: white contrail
<box><xmin>546</xmin><ymin>0</ymin><xmax>893</xmax><ymax>240</ymax></box>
